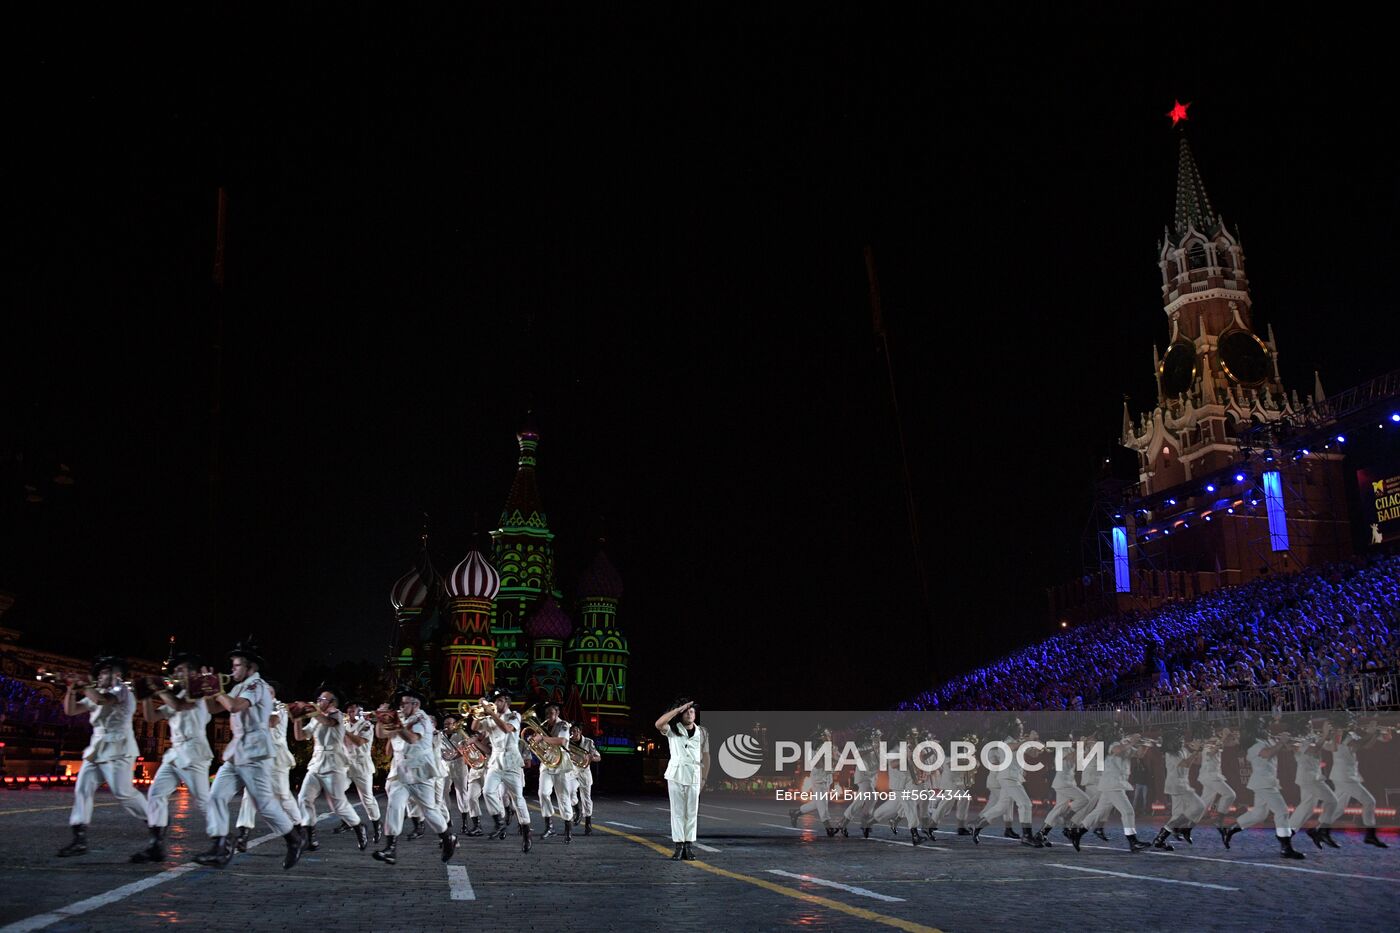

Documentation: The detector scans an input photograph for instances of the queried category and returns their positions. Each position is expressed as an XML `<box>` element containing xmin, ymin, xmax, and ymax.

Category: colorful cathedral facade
<box><xmin>385</xmin><ymin>422</ymin><xmax>633</xmax><ymax>754</ymax></box>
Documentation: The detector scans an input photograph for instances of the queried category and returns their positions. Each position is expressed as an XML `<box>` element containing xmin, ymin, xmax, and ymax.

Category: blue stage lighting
<box><xmin>1234</xmin><ymin>473</ymin><xmax>1246</xmax><ymax>483</ymax></box>
<box><xmin>1263</xmin><ymin>470</ymin><xmax>1289</xmax><ymax>551</ymax></box>
<box><xmin>1205</xmin><ymin>484</ymin><xmax>1216</xmax><ymax>493</ymax></box>
<box><xmin>1166</xmin><ymin>498</ymin><xmax>1177</xmax><ymax>506</ymax></box>
<box><xmin>1112</xmin><ymin>527</ymin><xmax>1130</xmax><ymax>594</ymax></box>
<box><xmin>1392</xmin><ymin>413</ymin><xmax>1400</xmax><ymax>423</ymax></box>
<box><xmin>1335</xmin><ymin>435</ymin><xmax>1345</xmax><ymax>443</ymax></box>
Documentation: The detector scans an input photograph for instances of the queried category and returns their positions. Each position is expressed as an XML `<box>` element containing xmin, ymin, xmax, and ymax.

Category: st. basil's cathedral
<box><xmin>384</xmin><ymin>419</ymin><xmax>633</xmax><ymax>756</ymax></box>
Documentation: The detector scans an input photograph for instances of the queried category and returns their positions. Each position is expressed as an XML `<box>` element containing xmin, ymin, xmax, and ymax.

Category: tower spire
<box><xmin>1174</xmin><ymin>135</ymin><xmax>1218</xmax><ymax>239</ymax></box>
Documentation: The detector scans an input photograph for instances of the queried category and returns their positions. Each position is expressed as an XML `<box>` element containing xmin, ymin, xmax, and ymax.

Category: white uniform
<box><xmin>481</xmin><ymin>709</ymin><xmax>532</xmax><ymax>826</ymax></box>
<box><xmin>236</xmin><ymin>699</ymin><xmax>302</xmax><ymax>829</ymax></box>
<box><xmin>797</xmin><ymin>743</ymin><xmax>835</xmax><ymax>824</ymax></box>
<box><xmin>1235</xmin><ymin>738</ymin><xmax>1290</xmax><ymax>836</ymax></box>
<box><xmin>146</xmin><ymin>696</ymin><xmax>212</xmax><ymax>828</ymax></box>
<box><xmin>538</xmin><ymin>719</ymin><xmax>577</xmax><ymax>822</ymax></box>
<box><xmin>1080</xmin><ymin>744</ymin><xmax>1137</xmax><ymax>834</ymax></box>
<box><xmin>1196</xmin><ymin>741</ymin><xmax>1236</xmax><ymax>822</ymax></box>
<box><xmin>1287</xmin><ymin>739</ymin><xmax>1337</xmax><ymax>831</ymax></box>
<box><xmin>841</xmin><ymin>742</ymin><xmax>879</xmax><ymax>830</ymax></box>
<box><xmin>439</xmin><ymin>731</ymin><xmax>471</xmax><ymax>821</ymax></box>
<box><xmin>872</xmin><ymin>747</ymin><xmax>921</xmax><ymax>831</ymax></box>
<box><xmin>1041</xmin><ymin>744</ymin><xmax>1090</xmax><ymax>830</ymax></box>
<box><xmin>384</xmin><ymin>711</ymin><xmax>448</xmax><ymax>835</ymax></box>
<box><xmin>662</xmin><ymin>723</ymin><xmax>706</xmax><ymax>843</ymax></box>
<box><xmin>1325</xmin><ymin>736</ymin><xmax>1378</xmax><ymax>827</ymax></box>
<box><xmin>344</xmin><ymin>714</ymin><xmax>381</xmax><ymax>822</ymax></box>
<box><xmin>298</xmin><ymin>712</ymin><xmax>361</xmax><ymax>827</ymax></box>
<box><xmin>70</xmin><ymin>684</ymin><xmax>149</xmax><ymax>826</ymax></box>
<box><xmin>1164</xmin><ymin>750</ymin><xmax>1206</xmax><ymax>829</ymax></box>
<box><xmin>980</xmin><ymin>743</ymin><xmax>1033</xmax><ymax>826</ymax></box>
<box><xmin>207</xmin><ymin>673</ymin><xmax>296</xmax><ymax>837</ymax></box>
<box><xmin>572</xmin><ymin>735</ymin><xmax>597</xmax><ymax>819</ymax></box>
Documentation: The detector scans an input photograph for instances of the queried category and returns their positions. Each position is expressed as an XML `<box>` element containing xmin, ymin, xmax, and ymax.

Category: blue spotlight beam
<box><xmin>1263</xmin><ymin>470</ymin><xmax>1289</xmax><ymax>552</ymax></box>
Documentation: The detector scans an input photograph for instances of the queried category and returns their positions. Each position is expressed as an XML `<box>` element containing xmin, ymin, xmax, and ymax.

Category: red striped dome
<box><xmin>446</xmin><ymin>548</ymin><xmax>501</xmax><ymax>600</ymax></box>
<box><xmin>390</xmin><ymin>550</ymin><xmax>437</xmax><ymax>611</ymax></box>
<box><xmin>523</xmin><ymin>597</ymin><xmax>572</xmax><ymax>640</ymax></box>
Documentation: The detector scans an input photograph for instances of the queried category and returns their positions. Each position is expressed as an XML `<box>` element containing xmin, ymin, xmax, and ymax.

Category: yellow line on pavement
<box><xmin>589</xmin><ymin>822</ymin><xmax>944</xmax><ymax>933</ymax></box>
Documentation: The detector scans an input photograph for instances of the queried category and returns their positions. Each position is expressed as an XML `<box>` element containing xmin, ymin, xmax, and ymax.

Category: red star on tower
<box><xmin>1167</xmin><ymin>100</ymin><xmax>1191</xmax><ymax>126</ymax></box>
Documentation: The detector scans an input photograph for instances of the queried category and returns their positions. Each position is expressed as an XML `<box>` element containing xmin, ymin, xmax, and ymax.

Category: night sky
<box><xmin>6</xmin><ymin>4</ymin><xmax>1395</xmax><ymax>714</ymax></box>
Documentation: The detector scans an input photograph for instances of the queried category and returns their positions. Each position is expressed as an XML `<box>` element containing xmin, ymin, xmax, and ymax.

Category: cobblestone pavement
<box><xmin>1</xmin><ymin>788</ymin><xmax>1396</xmax><ymax>932</ymax></box>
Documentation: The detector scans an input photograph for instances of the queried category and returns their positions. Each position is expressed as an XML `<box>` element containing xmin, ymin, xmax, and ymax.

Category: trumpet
<box><xmin>375</xmin><ymin>707</ymin><xmax>403</xmax><ymax>729</ymax></box>
<box><xmin>36</xmin><ymin>669</ymin><xmax>100</xmax><ymax>691</ymax></box>
<box><xmin>286</xmin><ymin>701</ymin><xmax>320</xmax><ymax>724</ymax></box>
<box><xmin>520</xmin><ymin>706</ymin><xmax>566</xmax><ymax>769</ymax></box>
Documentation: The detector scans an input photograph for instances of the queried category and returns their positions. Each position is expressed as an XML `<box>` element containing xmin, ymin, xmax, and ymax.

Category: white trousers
<box><xmin>575</xmin><ymin>772</ymin><xmax>594</xmax><ymax>818</ymax></box>
<box><xmin>981</xmin><ymin>782</ymin><xmax>1033</xmax><ymax>826</ymax></box>
<box><xmin>1081</xmin><ymin>788</ymin><xmax>1136</xmax><ymax>834</ymax></box>
<box><xmin>385</xmin><ymin>777</ymin><xmax>447</xmax><ymax>836</ymax></box>
<box><xmin>842</xmin><ymin>779</ymin><xmax>877</xmax><ymax>827</ymax></box>
<box><xmin>465</xmin><ymin>775</ymin><xmax>485</xmax><ymax>818</ymax></box>
<box><xmin>147</xmin><ymin>758</ymin><xmax>211</xmax><ymax>828</ymax></box>
<box><xmin>346</xmin><ymin>762</ymin><xmax>381</xmax><ymax>821</ymax></box>
<box><xmin>442</xmin><ymin>762</ymin><xmax>471</xmax><ymax>816</ymax></box>
<box><xmin>70</xmin><ymin>758</ymin><xmax>149</xmax><ymax>826</ymax></box>
<box><xmin>483</xmin><ymin>768</ymin><xmax>531</xmax><ymax>825</ymax></box>
<box><xmin>1326</xmin><ymin>779</ymin><xmax>1377</xmax><ymax>827</ymax></box>
<box><xmin>1236</xmin><ymin>787</ymin><xmax>1291</xmax><ymax>834</ymax></box>
<box><xmin>299</xmin><ymin>769</ymin><xmax>361</xmax><ymax>826</ymax></box>
<box><xmin>668</xmin><ymin>780</ymin><xmax>700</xmax><ymax>842</ymax></box>
<box><xmin>872</xmin><ymin>785</ymin><xmax>920</xmax><ymax>829</ymax></box>
<box><xmin>539</xmin><ymin>769</ymin><xmax>576</xmax><ymax>820</ymax></box>
<box><xmin>797</xmin><ymin>779</ymin><xmax>833</xmax><ymax>822</ymax></box>
<box><xmin>236</xmin><ymin>764</ymin><xmax>302</xmax><ymax>829</ymax></box>
<box><xmin>1288</xmin><ymin>781</ymin><xmax>1338</xmax><ymax>831</ymax></box>
<box><xmin>1167</xmin><ymin>790</ymin><xmax>1206</xmax><ymax>828</ymax></box>
<box><xmin>1042</xmin><ymin>785</ymin><xmax>1090</xmax><ymax>829</ymax></box>
<box><xmin>209</xmin><ymin>759</ymin><xmax>294</xmax><ymax>837</ymax></box>
<box><xmin>1198</xmin><ymin>778</ymin><xmax>1236</xmax><ymax>821</ymax></box>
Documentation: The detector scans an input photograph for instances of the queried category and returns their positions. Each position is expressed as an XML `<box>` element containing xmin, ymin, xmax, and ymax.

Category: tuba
<box><xmin>520</xmin><ymin>706</ymin><xmax>566</xmax><ymax>769</ymax></box>
<box><xmin>565</xmin><ymin>738</ymin><xmax>592</xmax><ymax>769</ymax></box>
<box><xmin>440</xmin><ymin>719</ymin><xmax>489</xmax><ymax>768</ymax></box>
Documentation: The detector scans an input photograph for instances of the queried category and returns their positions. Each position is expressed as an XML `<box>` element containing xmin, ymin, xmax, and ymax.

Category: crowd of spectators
<box><xmin>0</xmin><ymin>673</ymin><xmax>72</xmax><ymax>727</ymax></box>
<box><xmin>901</xmin><ymin>552</ymin><xmax>1400</xmax><ymax>712</ymax></box>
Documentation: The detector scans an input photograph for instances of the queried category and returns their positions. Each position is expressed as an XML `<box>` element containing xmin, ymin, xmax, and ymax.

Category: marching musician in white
<box><xmin>1069</xmin><ymin>721</ymin><xmax>1151</xmax><ymax>852</ymax></box>
<box><xmin>293</xmin><ymin>686</ymin><xmax>366</xmax><ymax>851</ymax></box>
<box><xmin>1037</xmin><ymin>728</ymin><xmax>1091</xmax><ymax>847</ymax></box>
<box><xmin>537</xmin><ymin>701</ymin><xmax>576</xmax><ymax>841</ymax></box>
<box><xmin>1195</xmin><ymin>723</ymin><xmax>1237</xmax><ymax>828</ymax></box>
<box><xmin>194</xmin><ymin>640</ymin><xmax>306</xmax><ymax>869</ymax></box>
<box><xmin>1159</xmin><ymin>729</ymin><xmax>1205</xmax><ymax>847</ymax></box>
<box><xmin>838</xmin><ymin>728</ymin><xmax>880</xmax><ymax>839</ymax></box>
<box><xmin>232</xmin><ymin>679</ymin><xmax>302</xmax><ymax>852</ymax></box>
<box><xmin>656</xmin><ymin>698</ymin><xmax>708</xmax><ymax>861</ymax></box>
<box><xmin>1323</xmin><ymin>713</ymin><xmax>1389</xmax><ymax>848</ymax></box>
<box><xmin>439</xmin><ymin>711</ymin><xmax>473</xmax><ymax>835</ymax></box>
<box><xmin>1219</xmin><ymin>718</ymin><xmax>1304</xmax><ymax>859</ymax></box>
<box><xmin>569</xmin><ymin>722</ymin><xmax>601</xmax><ymax>835</ymax></box>
<box><xmin>337</xmin><ymin>702</ymin><xmax>382</xmax><ymax>843</ymax></box>
<box><xmin>132</xmin><ymin>651</ymin><xmax>212</xmax><ymax>863</ymax></box>
<box><xmin>371</xmin><ymin>688</ymin><xmax>457</xmax><ymax>864</ymax></box>
<box><xmin>58</xmin><ymin>655</ymin><xmax>149</xmax><ymax>857</ymax></box>
<box><xmin>474</xmin><ymin>687</ymin><xmax>534</xmax><ymax>851</ymax></box>
<box><xmin>1287</xmin><ymin>716</ymin><xmax>1339</xmax><ymax>848</ymax></box>
<box><xmin>789</xmin><ymin>726</ymin><xmax>837</xmax><ymax>837</ymax></box>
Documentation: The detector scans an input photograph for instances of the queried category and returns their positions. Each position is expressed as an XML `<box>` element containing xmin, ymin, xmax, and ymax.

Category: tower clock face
<box><xmin>1160</xmin><ymin>341</ymin><xmax>1197</xmax><ymax>396</ymax></box>
<box><xmin>1217</xmin><ymin>329</ymin><xmax>1271</xmax><ymax>386</ymax></box>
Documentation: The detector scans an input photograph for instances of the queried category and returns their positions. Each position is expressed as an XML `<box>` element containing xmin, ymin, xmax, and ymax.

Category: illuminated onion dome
<box><xmin>577</xmin><ymin>548</ymin><xmax>624</xmax><ymax>599</ymax></box>
<box><xmin>446</xmin><ymin>547</ymin><xmax>501</xmax><ymax>600</ymax></box>
<box><xmin>523</xmin><ymin>596</ymin><xmax>572</xmax><ymax>640</ymax></box>
<box><xmin>390</xmin><ymin>549</ymin><xmax>438</xmax><ymax>611</ymax></box>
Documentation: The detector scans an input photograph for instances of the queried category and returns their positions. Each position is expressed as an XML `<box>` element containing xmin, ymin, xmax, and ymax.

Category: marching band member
<box><xmin>1287</xmin><ymin>716</ymin><xmax>1339</xmax><ymax>848</ymax></box>
<box><xmin>971</xmin><ymin>722</ymin><xmax>1042</xmax><ymax>848</ymax></box>
<box><xmin>1196</xmin><ymin>723</ymin><xmax>1237</xmax><ymax>828</ymax></box>
<box><xmin>292</xmin><ymin>686</ymin><xmax>366</xmax><ymax>851</ymax></box>
<box><xmin>371</xmin><ymin>689</ymin><xmax>456</xmax><ymax>864</ymax></box>
<box><xmin>789</xmin><ymin>727</ymin><xmax>837</xmax><ymax>837</ymax></box>
<box><xmin>872</xmin><ymin>727</ymin><xmax>925</xmax><ymax>844</ymax></box>
<box><xmin>58</xmin><ymin>656</ymin><xmax>149</xmax><ymax>857</ymax></box>
<box><xmin>929</xmin><ymin>731</ymin><xmax>974</xmax><ymax>839</ymax></box>
<box><xmin>837</xmin><ymin>728</ymin><xmax>880</xmax><ymax>839</ymax></box>
<box><xmin>439</xmin><ymin>712</ymin><xmax>473</xmax><ymax>835</ymax></box>
<box><xmin>132</xmin><ymin>652</ymin><xmax>212</xmax><ymax>863</ymax></box>
<box><xmin>1068</xmin><ymin>721</ymin><xmax>1151</xmax><ymax>853</ymax></box>
<box><xmin>1218</xmin><ymin>718</ymin><xmax>1304</xmax><ymax>859</ymax></box>
<box><xmin>536</xmin><ymin>702</ymin><xmax>576</xmax><ymax>841</ymax></box>
<box><xmin>656</xmin><ymin>698</ymin><xmax>708</xmax><ymax>861</ymax></box>
<box><xmin>1159</xmin><ymin>729</ymin><xmax>1204</xmax><ymax>846</ymax></box>
<box><xmin>570</xmin><ymin>722</ymin><xmax>600</xmax><ymax>835</ymax></box>
<box><xmin>1037</xmin><ymin>728</ymin><xmax>1091</xmax><ymax>847</ymax></box>
<box><xmin>1323</xmin><ymin>714</ymin><xmax>1389</xmax><ymax>847</ymax></box>
<box><xmin>461</xmin><ymin>730</ymin><xmax>490</xmax><ymax>837</ymax></box>
<box><xmin>335</xmin><ymin>702</ymin><xmax>382</xmax><ymax>842</ymax></box>
<box><xmin>194</xmin><ymin>640</ymin><xmax>306</xmax><ymax>870</ymax></box>
<box><xmin>233</xmin><ymin>679</ymin><xmax>301</xmax><ymax>852</ymax></box>
<box><xmin>474</xmin><ymin>687</ymin><xmax>534</xmax><ymax>851</ymax></box>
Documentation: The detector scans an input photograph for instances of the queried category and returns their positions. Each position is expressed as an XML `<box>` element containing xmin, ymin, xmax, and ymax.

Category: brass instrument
<box><xmin>286</xmin><ymin>701</ymin><xmax>319</xmax><ymax>725</ymax></box>
<box><xmin>36</xmin><ymin>669</ymin><xmax>100</xmax><ymax>691</ymax></box>
<box><xmin>462</xmin><ymin>698</ymin><xmax>495</xmax><ymax>723</ymax></box>
<box><xmin>440</xmin><ymin>721</ymin><xmax>489</xmax><ymax>768</ymax></box>
<box><xmin>565</xmin><ymin>738</ymin><xmax>593</xmax><ymax>769</ymax></box>
<box><xmin>375</xmin><ymin>707</ymin><xmax>403</xmax><ymax>729</ymax></box>
<box><xmin>520</xmin><ymin>706</ymin><xmax>566</xmax><ymax>769</ymax></box>
<box><xmin>186</xmin><ymin>671</ymin><xmax>232</xmax><ymax>699</ymax></box>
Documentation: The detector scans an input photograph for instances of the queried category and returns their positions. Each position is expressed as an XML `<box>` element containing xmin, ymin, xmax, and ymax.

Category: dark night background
<box><xmin>5</xmin><ymin>4</ymin><xmax>1395</xmax><ymax>715</ymax></box>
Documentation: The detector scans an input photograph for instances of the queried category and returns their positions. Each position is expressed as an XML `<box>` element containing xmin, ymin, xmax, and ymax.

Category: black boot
<box><xmin>542</xmin><ymin>816</ymin><xmax>556</xmax><ymax>838</ymax></box>
<box><xmin>1219</xmin><ymin>824</ymin><xmax>1241</xmax><ymax>849</ymax></box>
<box><xmin>956</xmin><ymin>827</ymin><xmax>971</xmax><ymax>835</ymax></box>
<box><xmin>372</xmin><ymin>834</ymin><xmax>398</xmax><ymax>864</ymax></box>
<box><xmin>564</xmin><ymin>819</ymin><xmax>573</xmax><ymax>842</ymax></box>
<box><xmin>282</xmin><ymin>827</ymin><xmax>307</xmax><ymax>869</ymax></box>
<box><xmin>304</xmin><ymin>824</ymin><xmax>319</xmax><ymax>851</ymax></box>
<box><xmin>670</xmin><ymin>842</ymin><xmax>684</xmax><ymax>860</ymax></box>
<box><xmin>521</xmin><ymin>823</ymin><xmax>532</xmax><ymax>853</ymax></box>
<box><xmin>57</xmin><ymin>825</ymin><xmax>88</xmax><ymax>857</ymax></box>
<box><xmin>1364</xmin><ymin>828</ymin><xmax>1389</xmax><ymax>848</ymax></box>
<box><xmin>1305</xmin><ymin>827</ymin><xmax>1324</xmax><ymax>849</ymax></box>
<box><xmin>910</xmin><ymin>827</ymin><xmax>923</xmax><ymax>846</ymax></box>
<box><xmin>1021</xmin><ymin>828</ymin><xmax>1043</xmax><ymax>848</ymax></box>
<box><xmin>466</xmin><ymin>816</ymin><xmax>483</xmax><ymax>837</ymax></box>
<box><xmin>439</xmin><ymin>829</ymin><xmax>457</xmax><ymax>861</ymax></box>
<box><xmin>1180</xmin><ymin>827</ymin><xmax>1193</xmax><ymax>845</ymax></box>
<box><xmin>354</xmin><ymin>823</ymin><xmax>368</xmax><ymax>850</ymax></box>
<box><xmin>371</xmin><ymin>818</ymin><xmax>383</xmax><ymax>843</ymax></box>
<box><xmin>131</xmin><ymin>826</ymin><xmax>166</xmax><ymax>863</ymax></box>
<box><xmin>682</xmin><ymin>841</ymin><xmax>697</xmax><ymax>860</ymax></box>
<box><xmin>972</xmin><ymin>820</ymin><xmax>986</xmax><ymax>844</ymax></box>
<box><xmin>234</xmin><ymin>826</ymin><xmax>251</xmax><ymax>853</ymax></box>
<box><xmin>1127</xmin><ymin>832</ymin><xmax>1151</xmax><ymax>852</ymax></box>
<box><xmin>333</xmin><ymin>820</ymin><xmax>352</xmax><ymax>834</ymax></box>
<box><xmin>194</xmin><ymin>835</ymin><xmax>232</xmax><ymax>867</ymax></box>
<box><xmin>1151</xmin><ymin>827</ymin><xmax>1174</xmax><ymax>851</ymax></box>
<box><xmin>1003</xmin><ymin>827</ymin><xmax>1020</xmax><ymax>839</ymax></box>
<box><xmin>789</xmin><ymin>808</ymin><xmax>801</xmax><ymax>827</ymax></box>
<box><xmin>584</xmin><ymin>816</ymin><xmax>592</xmax><ymax>836</ymax></box>
<box><xmin>1093</xmin><ymin>828</ymin><xmax>1110</xmax><ymax>842</ymax></box>
<box><xmin>461</xmin><ymin>812</ymin><xmax>470</xmax><ymax>834</ymax></box>
<box><xmin>1069</xmin><ymin>827</ymin><xmax>1086</xmax><ymax>852</ymax></box>
<box><xmin>490</xmin><ymin>814</ymin><xmax>506</xmax><ymax>840</ymax></box>
<box><xmin>407</xmin><ymin>817</ymin><xmax>425</xmax><ymax>841</ymax></box>
<box><xmin>862</xmin><ymin>825</ymin><xmax>871</xmax><ymax>839</ymax></box>
<box><xmin>1279</xmin><ymin>833</ymin><xmax>1305</xmax><ymax>860</ymax></box>
<box><xmin>1034</xmin><ymin>829</ymin><xmax>1053</xmax><ymax>848</ymax></box>
<box><xmin>1321</xmin><ymin>826</ymin><xmax>1340</xmax><ymax>849</ymax></box>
